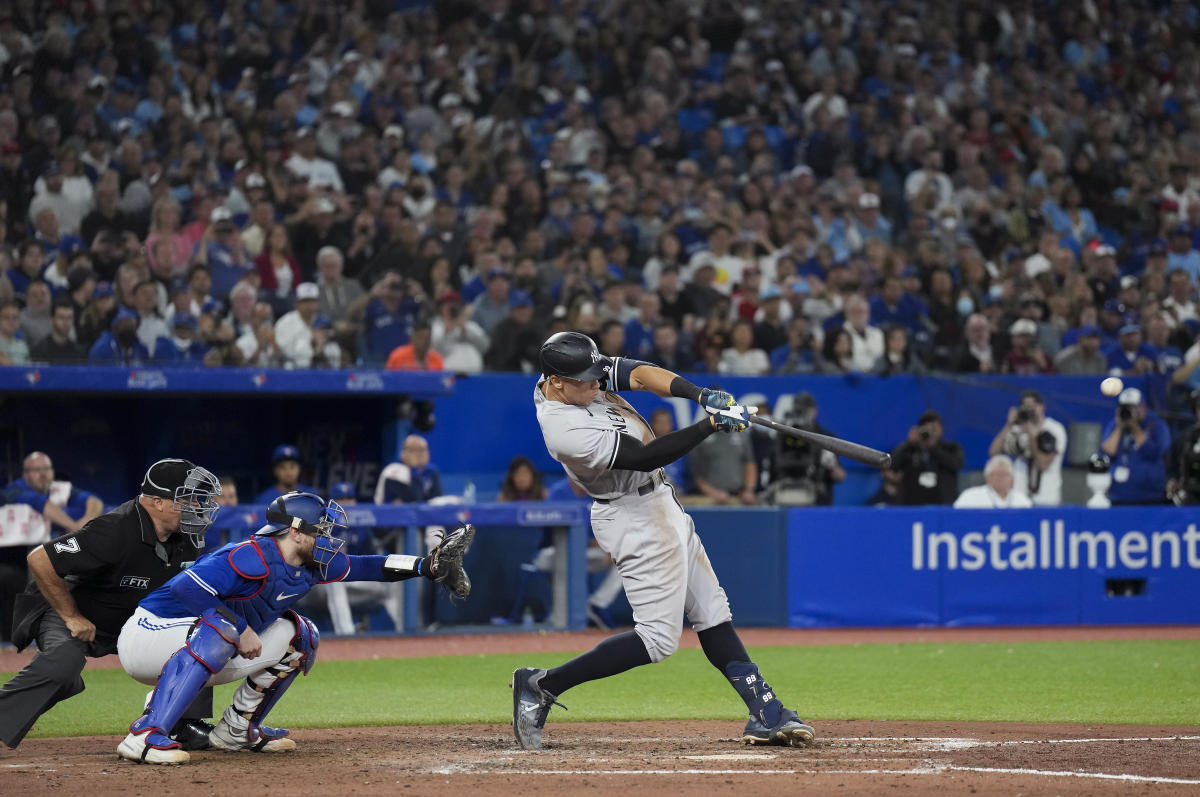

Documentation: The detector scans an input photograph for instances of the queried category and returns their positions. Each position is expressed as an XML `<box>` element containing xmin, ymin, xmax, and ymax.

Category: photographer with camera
<box><xmin>890</xmin><ymin>410</ymin><xmax>965</xmax><ymax>505</ymax></box>
<box><xmin>1167</xmin><ymin>391</ymin><xmax>1200</xmax><ymax>505</ymax></box>
<box><xmin>987</xmin><ymin>389</ymin><xmax>1067</xmax><ymax>506</ymax></box>
<box><xmin>1100</xmin><ymin>387</ymin><xmax>1171</xmax><ymax>505</ymax></box>
<box><xmin>766</xmin><ymin>392</ymin><xmax>845</xmax><ymax>506</ymax></box>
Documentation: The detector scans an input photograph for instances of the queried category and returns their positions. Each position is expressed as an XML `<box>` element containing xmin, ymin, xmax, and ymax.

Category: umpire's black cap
<box><xmin>141</xmin><ymin>458</ymin><xmax>198</xmax><ymax>498</ymax></box>
<box><xmin>539</xmin><ymin>331</ymin><xmax>611</xmax><ymax>381</ymax></box>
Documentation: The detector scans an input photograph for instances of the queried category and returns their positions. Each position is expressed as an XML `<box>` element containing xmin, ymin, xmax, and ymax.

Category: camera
<box><xmin>1015</xmin><ymin>405</ymin><xmax>1035</xmax><ymax>424</ymax></box>
<box><xmin>1118</xmin><ymin>405</ymin><xmax>1134</xmax><ymax>423</ymax></box>
<box><xmin>919</xmin><ymin>427</ymin><xmax>932</xmax><ymax>441</ymax></box>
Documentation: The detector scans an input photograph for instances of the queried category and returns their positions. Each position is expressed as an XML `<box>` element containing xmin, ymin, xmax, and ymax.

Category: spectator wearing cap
<box><xmin>431</xmin><ymin>290</ymin><xmax>490</xmax><ymax>373</ymax></box>
<box><xmin>1142</xmin><ymin>313</ymin><xmax>1184</xmax><ymax>380</ymax></box>
<box><xmin>19</xmin><ymin>279</ymin><xmax>52</xmax><ymax>347</ymax></box>
<box><xmin>853</xmin><ymin>192</ymin><xmax>892</xmax><ymax>243</ymax></box>
<box><xmin>192</xmin><ymin>206</ymin><xmax>252</xmax><ymax>300</ymax></box>
<box><xmin>130</xmin><ymin>279</ymin><xmax>170</xmax><ymax>352</ymax></box>
<box><xmin>0</xmin><ymin>299</ymin><xmax>30</xmax><ymax>365</ymax></box>
<box><xmin>770</xmin><ymin>316</ymin><xmax>817</xmax><ymax>375</ymax></box>
<box><xmin>1166</xmin><ymin>225</ymin><xmax>1200</xmax><ymax>284</ymax></box>
<box><xmin>484</xmin><ymin>290</ymin><xmax>543</xmax><ymax>372</ymax></box>
<box><xmin>77</xmin><ymin>281</ymin><xmax>116</xmax><ymax>350</ymax></box>
<box><xmin>1004</xmin><ymin>318</ymin><xmax>1054</xmax><ymax>375</ymax></box>
<box><xmin>1096</xmin><ymin>299</ymin><xmax>1128</xmax><ymax>347</ymax></box>
<box><xmin>29</xmin><ymin>156</ymin><xmax>93</xmax><ymax>239</ymax></box>
<box><xmin>1105</xmin><ymin>322</ymin><xmax>1155</xmax><ymax>377</ymax></box>
<box><xmin>255</xmin><ymin>444</ymin><xmax>317</xmax><ymax>504</ymax></box>
<box><xmin>284</xmin><ymin>127</ymin><xmax>344</xmax><ymax>193</ymax></box>
<box><xmin>152</xmin><ymin>313</ymin><xmax>208</xmax><ymax>366</ymax></box>
<box><xmin>273</xmin><ymin>282</ymin><xmax>325</xmax><ymax>369</ymax></box>
<box><xmin>362</xmin><ymin>271</ymin><xmax>423</xmax><ymax>367</ymax></box>
<box><xmin>869</xmin><ymin>275</ymin><xmax>927</xmax><ymax>339</ymax></box>
<box><xmin>253</xmin><ymin>225</ymin><xmax>301</xmax><ymax>305</ymax></box>
<box><xmin>31</xmin><ymin>297</ymin><xmax>85</xmax><ymax>364</ymax></box>
<box><xmin>385</xmin><ymin>319</ymin><xmax>444</xmax><ymax>372</ymax></box>
<box><xmin>290</xmin><ymin>194</ymin><xmax>351</xmax><ymax>281</ymax></box>
<box><xmin>1100</xmin><ymin>388</ymin><xmax>1170</xmax><ymax>505</ymax></box>
<box><xmin>87</xmin><ymin>306</ymin><xmax>150</xmax><ymax>365</ymax></box>
<box><xmin>752</xmin><ymin>285</ymin><xmax>790</xmax><ymax>353</ymax></box>
<box><xmin>1054</xmin><ymin>324</ymin><xmax>1108</xmax><ymax>375</ymax></box>
<box><xmin>470</xmin><ymin>268</ymin><xmax>513</xmax><ymax>336</ymax></box>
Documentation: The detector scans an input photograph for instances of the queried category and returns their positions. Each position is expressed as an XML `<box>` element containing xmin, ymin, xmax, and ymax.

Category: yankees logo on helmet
<box><xmin>540</xmin><ymin>331</ymin><xmax>612</xmax><ymax>381</ymax></box>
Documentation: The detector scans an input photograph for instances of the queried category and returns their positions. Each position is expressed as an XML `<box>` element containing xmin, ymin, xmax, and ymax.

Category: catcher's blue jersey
<box><xmin>140</xmin><ymin>536</ymin><xmax>353</xmax><ymax>634</ymax></box>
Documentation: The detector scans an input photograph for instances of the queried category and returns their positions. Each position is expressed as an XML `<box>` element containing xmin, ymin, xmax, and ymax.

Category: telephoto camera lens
<box><xmin>1118</xmin><ymin>406</ymin><xmax>1133</xmax><ymax>422</ymax></box>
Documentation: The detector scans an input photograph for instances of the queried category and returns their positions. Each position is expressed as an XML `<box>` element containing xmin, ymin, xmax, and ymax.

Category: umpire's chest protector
<box><xmin>226</xmin><ymin>539</ymin><xmax>319</xmax><ymax>632</ymax></box>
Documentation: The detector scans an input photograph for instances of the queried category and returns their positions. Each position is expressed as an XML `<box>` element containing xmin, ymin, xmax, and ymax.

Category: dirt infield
<box><xmin>3</xmin><ymin>626</ymin><xmax>1199</xmax><ymax>795</ymax></box>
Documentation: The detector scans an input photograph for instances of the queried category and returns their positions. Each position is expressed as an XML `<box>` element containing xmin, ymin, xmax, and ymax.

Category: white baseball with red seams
<box><xmin>534</xmin><ymin>380</ymin><xmax>732</xmax><ymax>662</ymax></box>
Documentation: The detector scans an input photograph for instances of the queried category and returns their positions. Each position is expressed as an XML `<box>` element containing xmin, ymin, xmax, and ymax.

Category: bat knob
<box><xmin>879</xmin><ymin>453</ymin><xmax>893</xmax><ymax>469</ymax></box>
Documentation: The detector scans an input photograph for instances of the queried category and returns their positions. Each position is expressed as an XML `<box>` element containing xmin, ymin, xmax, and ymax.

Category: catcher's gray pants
<box><xmin>589</xmin><ymin>482</ymin><xmax>732</xmax><ymax>662</ymax></box>
<box><xmin>0</xmin><ymin>609</ymin><xmax>210</xmax><ymax>749</ymax></box>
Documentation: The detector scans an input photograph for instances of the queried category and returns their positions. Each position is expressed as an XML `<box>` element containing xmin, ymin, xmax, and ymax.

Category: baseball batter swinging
<box><xmin>513</xmin><ymin>331</ymin><xmax>814</xmax><ymax>749</ymax></box>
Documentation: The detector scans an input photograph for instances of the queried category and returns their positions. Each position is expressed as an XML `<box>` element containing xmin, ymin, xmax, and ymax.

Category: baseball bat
<box><xmin>746</xmin><ymin>414</ymin><xmax>893</xmax><ymax>469</ymax></box>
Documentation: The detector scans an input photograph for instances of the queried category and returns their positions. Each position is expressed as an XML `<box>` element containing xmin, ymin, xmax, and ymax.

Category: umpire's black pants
<box><xmin>0</xmin><ymin>610</ymin><xmax>210</xmax><ymax>749</ymax></box>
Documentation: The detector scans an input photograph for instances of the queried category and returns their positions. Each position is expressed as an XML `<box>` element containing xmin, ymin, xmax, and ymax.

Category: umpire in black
<box><xmin>0</xmin><ymin>459</ymin><xmax>221</xmax><ymax>750</ymax></box>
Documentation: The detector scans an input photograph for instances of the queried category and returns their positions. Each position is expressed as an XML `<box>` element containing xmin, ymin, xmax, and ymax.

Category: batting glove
<box><xmin>700</xmin><ymin>388</ymin><xmax>735</xmax><ymax>412</ymax></box>
<box><xmin>710</xmin><ymin>405</ymin><xmax>749</xmax><ymax>434</ymax></box>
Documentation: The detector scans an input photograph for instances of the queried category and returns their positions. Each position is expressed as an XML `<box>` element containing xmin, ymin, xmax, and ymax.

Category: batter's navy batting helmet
<box><xmin>539</xmin><ymin>331</ymin><xmax>611</xmax><ymax>381</ymax></box>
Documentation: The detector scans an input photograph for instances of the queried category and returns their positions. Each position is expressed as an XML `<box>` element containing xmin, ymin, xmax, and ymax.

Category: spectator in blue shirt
<box><xmin>88</xmin><ymin>306</ymin><xmax>151</xmax><ymax>365</ymax></box>
<box><xmin>254</xmin><ymin>444</ymin><xmax>317</xmax><ymax>504</ymax></box>
<box><xmin>192</xmin><ymin>207</ymin><xmax>253</xmax><ymax>300</ymax></box>
<box><xmin>1166</xmin><ymin>225</ymin><xmax>1200</xmax><ymax>284</ymax></box>
<box><xmin>361</xmin><ymin>272</ymin><xmax>421</xmax><ymax>366</ymax></box>
<box><xmin>771</xmin><ymin>316</ymin><xmax>818</xmax><ymax>374</ymax></box>
<box><xmin>1104</xmin><ymin>324</ymin><xmax>1155</xmax><ymax>376</ymax></box>
<box><xmin>152</xmin><ymin>313</ymin><xmax>209</xmax><ymax>365</ymax></box>
<box><xmin>853</xmin><ymin>192</ymin><xmax>892</xmax><ymax>244</ymax></box>
<box><xmin>1100</xmin><ymin>388</ymin><xmax>1170</xmax><ymax>505</ymax></box>
<box><xmin>869</xmin><ymin>275</ymin><xmax>927</xmax><ymax>337</ymax></box>
<box><xmin>623</xmin><ymin>293</ymin><xmax>659</xmax><ymax>360</ymax></box>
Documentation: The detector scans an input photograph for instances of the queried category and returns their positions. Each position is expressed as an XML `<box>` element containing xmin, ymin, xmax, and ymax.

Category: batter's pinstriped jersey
<box><xmin>534</xmin><ymin>379</ymin><xmax>656</xmax><ymax>500</ymax></box>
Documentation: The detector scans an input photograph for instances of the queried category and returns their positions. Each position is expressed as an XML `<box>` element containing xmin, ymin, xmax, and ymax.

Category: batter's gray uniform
<box><xmin>535</xmin><ymin>380</ymin><xmax>732</xmax><ymax>662</ymax></box>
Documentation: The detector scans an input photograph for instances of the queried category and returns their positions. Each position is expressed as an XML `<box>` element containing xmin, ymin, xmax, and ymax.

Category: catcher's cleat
<box><xmin>209</xmin><ymin>719</ymin><xmax>296</xmax><ymax>753</ymax></box>
<box><xmin>170</xmin><ymin>718</ymin><xmax>214</xmax><ymax>751</ymax></box>
<box><xmin>742</xmin><ymin>708</ymin><xmax>816</xmax><ymax>748</ymax></box>
<box><xmin>117</xmin><ymin>729</ymin><xmax>190</xmax><ymax>765</ymax></box>
<box><xmin>511</xmin><ymin>667</ymin><xmax>566</xmax><ymax>750</ymax></box>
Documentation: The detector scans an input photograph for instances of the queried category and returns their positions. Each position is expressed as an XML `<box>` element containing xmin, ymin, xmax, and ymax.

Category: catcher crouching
<box><xmin>114</xmin><ymin>491</ymin><xmax>473</xmax><ymax>764</ymax></box>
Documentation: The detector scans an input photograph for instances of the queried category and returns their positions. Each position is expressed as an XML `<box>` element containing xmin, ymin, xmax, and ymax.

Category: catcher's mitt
<box><xmin>429</xmin><ymin>523</ymin><xmax>475</xmax><ymax>600</ymax></box>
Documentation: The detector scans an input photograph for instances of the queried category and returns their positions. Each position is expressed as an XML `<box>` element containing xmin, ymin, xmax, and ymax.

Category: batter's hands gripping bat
<box><xmin>707</xmin><ymin>404</ymin><xmax>893</xmax><ymax>469</ymax></box>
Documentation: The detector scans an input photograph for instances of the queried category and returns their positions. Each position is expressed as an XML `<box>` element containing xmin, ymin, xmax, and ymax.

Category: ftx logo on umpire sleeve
<box><xmin>120</xmin><ymin>576</ymin><xmax>151</xmax><ymax>589</ymax></box>
<box><xmin>53</xmin><ymin>538</ymin><xmax>81</xmax><ymax>554</ymax></box>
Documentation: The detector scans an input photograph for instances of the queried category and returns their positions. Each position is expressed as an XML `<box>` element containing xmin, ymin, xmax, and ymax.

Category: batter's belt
<box><xmin>592</xmin><ymin>471</ymin><xmax>665</xmax><ymax>504</ymax></box>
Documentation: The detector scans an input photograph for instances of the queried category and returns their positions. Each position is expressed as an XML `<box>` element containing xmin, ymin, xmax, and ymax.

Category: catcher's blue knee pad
<box><xmin>188</xmin><ymin>609</ymin><xmax>240</xmax><ymax>672</ymax></box>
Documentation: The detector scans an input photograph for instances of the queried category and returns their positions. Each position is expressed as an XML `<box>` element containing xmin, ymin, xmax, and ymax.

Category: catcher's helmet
<box><xmin>539</xmin><ymin>331</ymin><xmax>611</xmax><ymax>381</ymax></box>
<box><xmin>257</xmin><ymin>491</ymin><xmax>347</xmax><ymax>579</ymax></box>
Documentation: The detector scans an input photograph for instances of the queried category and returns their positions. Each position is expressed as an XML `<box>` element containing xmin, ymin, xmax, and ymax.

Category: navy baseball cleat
<box><xmin>170</xmin><ymin>718</ymin><xmax>214</xmax><ymax>751</ymax></box>
<box><xmin>511</xmin><ymin>667</ymin><xmax>566</xmax><ymax>750</ymax></box>
<box><xmin>742</xmin><ymin>708</ymin><xmax>816</xmax><ymax>747</ymax></box>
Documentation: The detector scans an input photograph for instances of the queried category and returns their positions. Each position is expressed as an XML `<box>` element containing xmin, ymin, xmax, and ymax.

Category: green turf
<box><xmin>3</xmin><ymin>639</ymin><xmax>1197</xmax><ymax>739</ymax></box>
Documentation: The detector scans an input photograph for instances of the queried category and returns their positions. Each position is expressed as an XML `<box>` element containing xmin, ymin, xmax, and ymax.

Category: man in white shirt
<box><xmin>987</xmin><ymin>389</ymin><xmax>1067</xmax><ymax>505</ymax></box>
<box><xmin>842</xmin><ymin>294</ymin><xmax>884</xmax><ymax>372</ymax></box>
<box><xmin>284</xmin><ymin>127</ymin><xmax>344</xmax><ymax>193</ymax></box>
<box><xmin>274</xmin><ymin>282</ymin><xmax>331</xmax><ymax>368</ymax></box>
<box><xmin>954</xmin><ymin>456</ymin><xmax>1033</xmax><ymax>508</ymax></box>
<box><xmin>686</xmin><ymin>223</ymin><xmax>745</xmax><ymax>293</ymax></box>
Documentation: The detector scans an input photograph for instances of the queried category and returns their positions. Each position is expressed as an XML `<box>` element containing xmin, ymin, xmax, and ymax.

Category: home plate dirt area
<box><xmin>2</xmin><ymin>627</ymin><xmax>1198</xmax><ymax>796</ymax></box>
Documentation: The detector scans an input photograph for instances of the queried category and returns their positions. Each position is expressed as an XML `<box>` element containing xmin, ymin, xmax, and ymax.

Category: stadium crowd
<box><xmin>1</xmin><ymin>2</ymin><xmax>1200</xmax><ymax>487</ymax></box>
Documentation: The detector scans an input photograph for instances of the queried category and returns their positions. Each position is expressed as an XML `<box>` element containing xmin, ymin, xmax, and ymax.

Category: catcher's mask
<box><xmin>257</xmin><ymin>491</ymin><xmax>347</xmax><ymax>579</ymax></box>
<box><xmin>141</xmin><ymin>458</ymin><xmax>222</xmax><ymax>548</ymax></box>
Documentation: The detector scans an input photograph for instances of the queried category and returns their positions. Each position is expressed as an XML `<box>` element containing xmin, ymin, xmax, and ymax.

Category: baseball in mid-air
<box><xmin>1101</xmin><ymin>376</ymin><xmax>1124</xmax><ymax>397</ymax></box>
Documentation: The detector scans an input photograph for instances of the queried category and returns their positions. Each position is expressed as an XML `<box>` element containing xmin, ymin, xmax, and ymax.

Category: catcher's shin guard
<box><xmin>210</xmin><ymin>612</ymin><xmax>317</xmax><ymax>752</ymax></box>
<box><xmin>120</xmin><ymin>612</ymin><xmax>237</xmax><ymax>764</ymax></box>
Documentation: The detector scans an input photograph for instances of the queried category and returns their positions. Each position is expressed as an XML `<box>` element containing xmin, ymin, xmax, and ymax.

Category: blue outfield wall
<box><xmin>788</xmin><ymin>507</ymin><xmax>1200</xmax><ymax>628</ymax></box>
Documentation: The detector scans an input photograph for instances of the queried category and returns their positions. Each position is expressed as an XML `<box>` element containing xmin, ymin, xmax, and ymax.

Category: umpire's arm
<box><xmin>27</xmin><ymin>547</ymin><xmax>94</xmax><ymax>642</ymax></box>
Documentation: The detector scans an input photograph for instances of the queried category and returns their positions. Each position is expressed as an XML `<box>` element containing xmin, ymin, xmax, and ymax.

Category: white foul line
<box><xmin>950</xmin><ymin>766</ymin><xmax>1200</xmax><ymax>785</ymax></box>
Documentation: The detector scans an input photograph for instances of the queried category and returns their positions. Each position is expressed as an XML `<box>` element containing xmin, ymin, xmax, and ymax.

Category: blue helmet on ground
<box><xmin>257</xmin><ymin>491</ymin><xmax>347</xmax><ymax>579</ymax></box>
